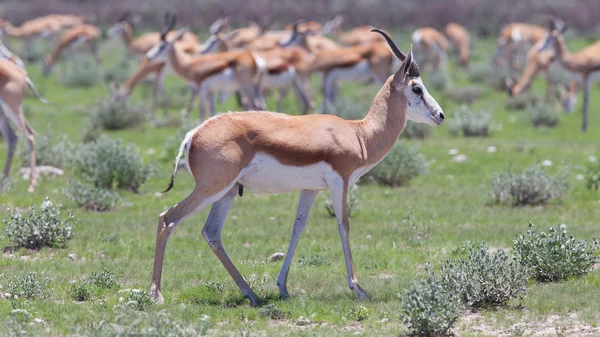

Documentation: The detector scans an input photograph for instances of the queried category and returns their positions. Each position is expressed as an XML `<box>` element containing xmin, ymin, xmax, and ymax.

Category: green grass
<box><xmin>0</xmin><ymin>34</ymin><xmax>599</xmax><ymax>336</ymax></box>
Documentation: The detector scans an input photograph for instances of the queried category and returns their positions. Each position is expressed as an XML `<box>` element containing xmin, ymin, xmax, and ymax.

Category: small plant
<box><xmin>63</xmin><ymin>180</ymin><xmax>123</xmax><ymax>212</ymax></box>
<box><xmin>527</xmin><ymin>101</ymin><xmax>560</xmax><ymax>127</ymax></box>
<box><xmin>364</xmin><ymin>141</ymin><xmax>428</xmax><ymax>187</ymax></box>
<box><xmin>448</xmin><ymin>105</ymin><xmax>494</xmax><ymax>137</ymax></box>
<box><xmin>69</xmin><ymin>281</ymin><xmax>93</xmax><ymax>301</ymax></box>
<box><xmin>347</xmin><ymin>305</ymin><xmax>371</xmax><ymax>321</ymax></box>
<box><xmin>586</xmin><ymin>156</ymin><xmax>600</xmax><ymax>191</ymax></box>
<box><xmin>73</xmin><ymin>135</ymin><xmax>154</xmax><ymax>193</ymax></box>
<box><xmin>59</xmin><ymin>54</ymin><xmax>103</xmax><ymax>87</ymax></box>
<box><xmin>89</xmin><ymin>98</ymin><xmax>147</xmax><ymax>131</ymax></box>
<box><xmin>401</xmin><ymin>209</ymin><xmax>432</xmax><ymax>246</ymax></box>
<box><xmin>439</xmin><ymin>241</ymin><xmax>528</xmax><ymax>308</ymax></box>
<box><xmin>446</xmin><ymin>86</ymin><xmax>486</xmax><ymax>104</ymax></box>
<box><xmin>298</xmin><ymin>255</ymin><xmax>331</xmax><ymax>267</ymax></box>
<box><xmin>0</xmin><ymin>178</ymin><xmax>12</xmax><ymax>195</ymax></box>
<box><xmin>467</xmin><ymin>63</ymin><xmax>494</xmax><ymax>84</ymax></box>
<box><xmin>2</xmin><ymin>272</ymin><xmax>51</xmax><ymax>300</ymax></box>
<box><xmin>505</xmin><ymin>93</ymin><xmax>540</xmax><ymax>111</ymax></box>
<box><xmin>258</xmin><ymin>304</ymin><xmax>289</xmax><ymax>320</ymax></box>
<box><xmin>490</xmin><ymin>164</ymin><xmax>570</xmax><ymax>206</ymax></box>
<box><xmin>401</xmin><ymin>120</ymin><xmax>431</xmax><ymax>140</ymax></box>
<box><xmin>120</xmin><ymin>289</ymin><xmax>154</xmax><ymax>311</ymax></box>
<box><xmin>88</xmin><ymin>267</ymin><xmax>119</xmax><ymax>289</ymax></box>
<box><xmin>513</xmin><ymin>223</ymin><xmax>599</xmax><ymax>282</ymax></box>
<box><xmin>103</xmin><ymin>55</ymin><xmax>136</xmax><ymax>83</ymax></box>
<box><xmin>324</xmin><ymin>184</ymin><xmax>360</xmax><ymax>217</ymax></box>
<box><xmin>4</xmin><ymin>197</ymin><xmax>75</xmax><ymax>249</ymax></box>
<box><xmin>19</xmin><ymin>130</ymin><xmax>74</xmax><ymax>169</ymax></box>
<box><xmin>401</xmin><ymin>266</ymin><xmax>461</xmax><ymax>337</ymax></box>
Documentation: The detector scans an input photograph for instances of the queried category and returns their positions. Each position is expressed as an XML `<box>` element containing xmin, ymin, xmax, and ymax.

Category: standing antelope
<box><xmin>411</xmin><ymin>27</ymin><xmax>448</xmax><ymax>74</ymax></box>
<box><xmin>539</xmin><ymin>19</ymin><xmax>600</xmax><ymax>131</ymax></box>
<box><xmin>0</xmin><ymin>18</ymin><xmax>62</xmax><ymax>56</ymax></box>
<box><xmin>0</xmin><ymin>41</ymin><xmax>50</xmax><ymax>104</ymax></box>
<box><xmin>42</xmin><ymin>24</ymin><xmax>100</xmax><ymax>75</ymax></box>
<box><xmin>337</xmin><ymin>25</ymin><xmax>386</xmax><ymax>46</ymax></box>
<box><xmin>505</xmin><ymin>39</ymin><xmax>556</xmax><ymax>97</ymax></box>
<box><xmin>444</xmin><ymin>22</ymin><xmax>470</xmax><ymax>67</ymax></box>
<box><xmin>150</xmin><ymin>29</ymin><xmax>445</xmax><ymax>305</ymax></box>
<box><xmin>494</xmin><ymin>23</ymin><xmax>547</xmax><ymax>71</ymax></box>
<box><xmin>145</xmin><ymin>15</ymin><xmax>265</xmax><ymax>120</ymax></box>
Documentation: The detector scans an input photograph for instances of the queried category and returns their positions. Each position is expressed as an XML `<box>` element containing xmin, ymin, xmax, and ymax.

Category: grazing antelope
<box><xmin>145</xmin><ymin>15</ymin><xmax>265</xmax><ymax>120</ymax></box>
<box><xmin>149</xmin><ymin>29</ymin><xmax>445</xmax><ymax>305</ymax></box>
<box><xmin>0</xmin><ymin>18</ymin><xmax>62</xmax><ymax>56</ymax></box>
<box><xmin>539</xmin><ymin>19</ymin><xmax>600</xmax><ymax>131</ymax></box>
<box><xmin>444</xmin><ymin>22</ymin><xmax>470</xmax><ymax>67</ymax></box>
<box><xmin>494</xmin><ymin>23</ymin><xmax>547</xmax><ymax>71</ymax></box>
<box><xmin>42</xmin><ymin>24</ymin><xmax>100</xmax><ymax>76</ymax></box>
<box><xmin>283</xmin><ymin>25</ymin><xmax>395</xmax><ymax>114</ymax></box>
<box><xmin>411</xmin><ymin>27</ymin><xmax>448</xmax><ymax>73</ymax></box>
<box><xmin>505</xmin><ymin>40</ymin><xmax>556</xmax><ymax>97</ymax></box>
<box><xmin>225</xmin><ymin>22</ymin><xmax>264</xmax><ymax>49</ymax></box>
<box><xmin>0</xmin><ymin>58</ymin><xmax>44</xmax><ymax>192</ymax></box>
<box><xmin>337</xmin><ymin>26</ymin><xmax>386</xmax><ymax>46</ymax></box>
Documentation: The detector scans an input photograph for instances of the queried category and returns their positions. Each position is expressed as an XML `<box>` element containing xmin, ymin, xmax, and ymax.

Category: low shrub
<box><xmin>88</xmin><ymin>98</ymin><xmax>147</xmax><ymax>131</ymax></box>
<box><xmin>513</xmin><ymin>223</ymin><xmax>599</xmax><ymax>282</ymax></box>
<box><xmin>68</xmin><ymin>281</ymin><xmax>93</xmax><ymax>301</ymax></box>
<box><xmin>324</xmin><ymin>184</ymin><xmax>360</xmax><ymax>217</ymax></box>
<box><xmin>401</xmin><ymin>266</ymin><xmax>461</xmax><ymax>337</ymax></box>
<box><xmin>103</xmin><ymin>55</ymin><xmax>136</xmax><ymax>83</ymax></box>
<box><xmin>490</xmin><ymin>164</ymin><xmax>570</xmax><ymax>206</ymax></box>
<box><xmin>504</xmin><ymin>93</ymin><xmax>540</xmax><ymax>111</ymax></box>
<box><xmin>331</xmin><ymin>97</ymin><xmax>369</xmax><ymax>120</ymax></box>
<box><xmin>527</xmin><ymin>101</ymin><xmax>560</xmax><ymax>127</ymax></box>
<box><xmin>401</xmin><ymin>120</ymin><xmax>431</xmax><ymax>140</ymax></box>
<box><xmin>1</xmin><ymin>272</ymin><xmax>51</xmax><ymax>300</ymax></box>
<box><xmin>446</xmin><ymin>86</ymin><xmax>486</xmax><ymax>104</ymax></box>
<box><xmin>73</xmin><ymin>135</ymin><xmax>154</xmax><ymax>193</ymax></box>
<box><xmin>68</xmin><ymin>268</ymin><xmax>119</xmax><ymax>301</ymax></box>
<box><xmin>4</xmin><ymin>197</ymin><xmax>75</xmax><ymax>249</ymax></box>
<box><xmin>88</xmin><ymin>267</ymin><xmax>120</xmax><ymax>289</ymax></box>
<box><xmin>120</xmin><ymin>289</ymin><xmax>154</xmax><ymax>311</ymax></box>
<box><xmin>439</xmin><ymin>241</ymin><xmax>528</xmax><ymax>308</ymax></box>
<box><xmin>448</xmin><ymin>105</ymin><xmax>494</xmax><ymax>137</ymax></box>
<box><xmin>364</xmin><ymin>141</ymin><xmax>428</xmax><ymax>187</ymax></box>
<box><xmin>19</xmin><ymin>130</ymin><xmax>75</xmax><ymax>169</ymax></box>
<box><xmin>467</xmin><ymin>63</ymin><xmax>494</xmax><ymax>84</ymax></box>
<box><xmin>63</xmin><ymin>180</ymin><xmax>123</xmax><ymax>212</ymax></box>
<box><xmin>258</xmin><ymin>304</ymin><xmax>289</xmax><ymax>320</ymax></box>
<box><xmin>347</xmin><ymin>305</ymin><xmax>371</xmax><ymax>321</ymax></box>
<box><xmin>59</xmin><ymin>54</ymin><xmax>103</xmax><ymax>88</ymax></box>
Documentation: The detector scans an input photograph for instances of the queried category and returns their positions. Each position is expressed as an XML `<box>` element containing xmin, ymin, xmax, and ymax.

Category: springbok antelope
<box><xmin>337</xmin><ymin>26</ymin><xmax>386</xmax><ymax>46</ymax></box>
<box><xmin>411</xmin><ymin>27</ymin><xmax>448</xmax><ymax>74</ymax></box>
<box><xmin>149</xmin><ymin>29</ymin><xmax>445</xmax><ymax>305</ymax></box>
<box><xmin>283</xmin><ymin>25</ymin><xmax>395</xmax><ymax>114</ymax></box>
<box><xmin>42</xmin><ymin>24</ymin><xmax>100</xmax><ymax>76</ymax></box>
<box><xmin>505</xmin><ymin>39</ymin><xmax>556</xmax><ymax>97</ymax></box>
<box><xmin>494</xmin><ymin>23</ymin><xmax>547</xmax><ymax>71</ymax></box>
<box><xmin>0</xmin><ymin>41</ymin><xmax>50</xmax><ymax>104</ymax></box>
<box><xmin>0</xmin><ymin>18</ymin><xmax>62</xmax><ymax>56</ymax></box>
<box><xmin>145</xmin><ymin>16</ymin><xmax>265</xmax><ymax>120</ymax></box>
<box><xmin>444</xmin><ymin>22</ymin><xmax>470</xmax><ymax>67</ymax></box>
<box><xmin>539</xmin><ymin>19</ymin><xmax>600</xmax><ymax>131</ymax></box>
<box><xmin>225</xmin><ymin>22</ymin><xmax>264</xmax><ymax>49</ymax></box>
<box><xmin>0</xmin><ymin>58</ymin><xmax>45</xmax><ymax>192</ymax></box>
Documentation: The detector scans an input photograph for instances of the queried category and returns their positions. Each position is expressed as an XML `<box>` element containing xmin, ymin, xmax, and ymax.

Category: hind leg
<box><xmin>0</xmin><ymin>113</ymin><xmax>17</xmax><ymax>179</ymax></box>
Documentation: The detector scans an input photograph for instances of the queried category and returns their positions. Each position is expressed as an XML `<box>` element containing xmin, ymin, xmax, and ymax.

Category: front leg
<box><xmin>328</xmin><ymin>177</ymin><xmax>369</xmax><ymax>300</ymax></box>
<box><xmin>582</xmin><ymin>74</ymin><xmax>591</xmax><ymax>132</ymax></box>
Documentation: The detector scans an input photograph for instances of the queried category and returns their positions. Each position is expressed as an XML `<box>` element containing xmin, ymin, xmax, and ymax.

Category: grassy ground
<box><xmin>0</xmin><ymin>33</ymin><xmax>599</xmax><ymax>336</ymax></box>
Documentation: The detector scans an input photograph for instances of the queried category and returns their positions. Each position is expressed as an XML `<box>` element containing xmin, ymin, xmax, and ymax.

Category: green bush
<box><xmin>448</xmin><ymin>105</ymin><xmax>493</xmax><ymax>137</ymax></box>
<box><xmin>364</xmin><ymin>141</ymin><xmax>428</xmax><ymax>187</ymax></box>
<box><xmin>439</xmin><ymin>241</ymin><xmax>528</xmax><ymax>308</ymax></box>
<box><xmin>4</xmin><ymin>197</ymin><xmax>75</xmax><ymax>249</ymax></box>
<box><xmin>88</xmin><ymin>267</ymin><xmax>120</xmax><ymax>289</ymax></box>
<box><xmin>73</xmin><ymin>135</ymin><xmax>154</xmax><ymax>193</ymax></box>
<box><xmin>466</xmin><ymin>63</ymin><xmax>494</xmax><ymax>84</ymax></box>
<box><xmin>120</xmin><ymin>290</ymin><xmax>154</xmax><ymax>311</ymax></box>
<box><xmin>19</xmin><ymin>130</ymin><xmax>74</xmax><ymax>169</ymax></box>
<box><xmin>59</xmin><ymin>54</ymin><xmax>103</xmax><ymax>88</ymax></box>
<box><xmin>586</xmin><ymin>157</ymin><xmax>600</xmax><ymax>191</ymax></box>
<box><xmin>491</xmin><ymin>164</ymin><xmax>570</xmax><ymax>206</ymax></box>
<box><xmin>527</xmin><ymin>102</ymin><xmax>560</xmax><ymax>127</ymax></box>
<box><xmin>103</xmin><ymin>55</ymin><xmax>136</xmax><ymax>83</ymax></box>
<box><xmin>347</xmin><ymin>305</ymin><xmax>371</xmax><ymax>321</ymax></box>
<box><xmin>89</xmin><ymin>98</ymin><xmax>147</xmax><ymax>131</ymax></box>
<box><xmin>258</xmin><ymin>304</ymin><xmax>289</xmax><ymax>320</ymax></box>
<box><xmin>401</xmin><ymin>120</ymin><xmax>431</xmax><ymax>140</ymax></box>
<box><xmin>1</xmin><ymin>272</ymin><xmax>51</xmax><ymax>300</ymax></box>
<box><xmin>68</xmin><ymin>281</ymin><xmax>93</xmax><ymax>302</ymax></box>
<box><xmin>330</xmin><ymin>97</ymin><xmax>369</xmax><ymax>120</ymax></box>
<box><xmin>446</xmin><ymin>86</ymin><xmax>486</xmax><ymax>104</ymax></box>
<box><xmin>513</xmin><ymin>223</ymin><xmax>599</xmax><ymax>282</ymax></box>
<box><xmin>63</xmin><ymin>180</ymin><xmax>123</xmax><ymax>212</ymax></box>
<box><xmin>324</xmin><ymin>184</ymin><xmax>360</xmax><ymax>217</ymax></box>
<box><xmin>504</xmin><ymin>93</ymin><xmax>540</xmax><ymax>111</ymax></box>
<box><xmin>401</xmin><ymin>266</ymin><xmax>461</xmax><ymax>337</ymax></box>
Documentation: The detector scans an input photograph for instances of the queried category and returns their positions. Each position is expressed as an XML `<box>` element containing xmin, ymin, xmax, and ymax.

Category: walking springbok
<box><xmin>539</xmin><ymin>18</ymin><xmax>600</xmax><ymax>131</ymax></box>
<box><xmin>42</xmin><ymin>24</ymin><xmax>100</xmax><ymax>75</ymax></box>
<box><xmin>411</xmin><ymin>27</ymin><xmax>448</xmax><ymax>74</ymax></box>
<box><xmin>505</xmin><ymin>39</ymin><xmax>556</xmax><ymax>97</ymax></box>
<box><xmin>145</xmin><ymin>15</ymin><xmax>265</xmax><ymax>120</ymax></box>
<box><xmin>149</xmin><ymin>29</ymin><xmax>445</xmax><ymax>304</ymax></box>
<box><xmin>494</xmin><ymin>23</ymin><xmax>547</xmax><ymax>71</ymax></box>
<box><xmin>444</xmin><ymin>22</ymin><xmax>470</xmax><ymax>67</ymax></box>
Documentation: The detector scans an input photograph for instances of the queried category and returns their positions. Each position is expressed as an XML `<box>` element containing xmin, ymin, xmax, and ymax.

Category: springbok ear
<box><xmin>400</xmin><ymin>44</ymin><xmax>414</xmax><ymax>83</ymax></box>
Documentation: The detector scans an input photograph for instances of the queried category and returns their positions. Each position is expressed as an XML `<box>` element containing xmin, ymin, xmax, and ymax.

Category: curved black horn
<box><xmin>371</xmin><ymin>28</ymin><xmax>405</xmax><ymax>61</ymax></box>
<box><xmin>161</xmin><ymin>11</ymin><xmax>177</xmax><ymax>40</ymax></box>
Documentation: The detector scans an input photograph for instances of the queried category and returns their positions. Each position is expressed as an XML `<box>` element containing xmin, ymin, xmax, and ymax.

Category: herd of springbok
<box><xmin>1</xmin><ymin>13</ymin><xmax>598</xmax><ymax>303</ymax></box>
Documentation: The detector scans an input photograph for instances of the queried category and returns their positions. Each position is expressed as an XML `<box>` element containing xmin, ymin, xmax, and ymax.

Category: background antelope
<box><xmin>444</xmin><ymin>22</ymin><xmax>470</xmax><ymax>67</ymax></box>
<box><xmin>411</xmin><ymin>27</ymin><xmax>448</xmax><ymax>74</ymax></box>
<box><xmin>150</xmin><ymin>29</ymin><xmax>444</xmax><ymax>304</ymax></box>
<box><xmin>494</xmin><ymin>23</ymin><xmax>547</xmax><ymax>72</ymax></box>
<box><xmin>42</xmin><ymin>24</ymin><xmax>100</xmax><ymax>75</ymax></box>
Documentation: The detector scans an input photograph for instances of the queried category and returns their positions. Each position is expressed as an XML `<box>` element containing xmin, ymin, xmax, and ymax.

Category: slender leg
<box><xmin>277</xmin><ymin>88</ymin><xmax>287</xmax><ymax>112</ymax></box>
<box><xmin>0</xmin><ymin>114</ymin><xmax>17</xmax><ymax>179</ymax></box>
<box><xmin>582</xmin><ymin>74</ymin><xmax>591</xmax><ymax>132</ymax></box>
<box><xmin>277</xmin><ymin>190</ymin><xmax>318</xmax><ymax>298</ymax></box>
<box><xmin>328</xmin><ymin>179</ymin><xmax>368</xmax><ymax>300</ymax></box>
<box><xmin>208</xmin><ymin>91</ymin><xmax>215</xmax><ymax>117</ymax></box>
<box><xmin>202</xmin><ymin>184</ymin><xmax>260</xmax><ymax>305</ymax></box>
<box><xmin>198</xmin><ymin>85</ymin><xmax>208</xmax><ymax>121</ymax></box>
<box><xmin>184</xmin><ymin>86</ymin><xmax>198</xmax><ymax>117</ymax></box>
<box><xmin>22</xmin><ymin>116</ymin><xmax>36</xmax><ymax>193</ymax></box>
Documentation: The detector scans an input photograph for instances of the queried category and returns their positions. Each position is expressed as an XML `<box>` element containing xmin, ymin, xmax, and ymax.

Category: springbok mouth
<box><xmin>431</xmin><ymin>115</ymin><xmax>444</xmax><ymax>126</ymax></box>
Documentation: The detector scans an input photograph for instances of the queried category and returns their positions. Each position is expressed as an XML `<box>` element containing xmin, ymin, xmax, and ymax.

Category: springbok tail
<box><xmin>162</xmin><ymin>128</ymin><xmax>196</xmax><ymax>193</ymax></box>
<box><xmin>26</xmin><ymin>78</ymin><xmax>51</xmax><ymax>104</ymax></box>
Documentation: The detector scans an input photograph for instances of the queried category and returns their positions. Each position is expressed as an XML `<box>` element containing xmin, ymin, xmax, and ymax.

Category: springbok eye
<box><xmin>412</xmin><ymin>85</ymin><xmax>423</xmax><ymax>95</ymax></box>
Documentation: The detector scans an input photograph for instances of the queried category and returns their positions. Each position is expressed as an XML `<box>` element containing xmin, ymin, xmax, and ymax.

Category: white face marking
<box><xmin>403</xmin><ymin>77</ymin><xmax>444</xmax><ymax>126</ymax></box>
